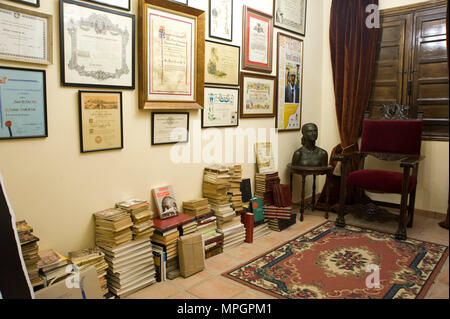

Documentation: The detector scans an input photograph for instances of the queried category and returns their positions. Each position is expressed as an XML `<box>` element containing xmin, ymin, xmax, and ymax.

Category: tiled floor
<box><xmin>126</xmin><ymin>210</ymin><xmax>449</xmax><ymax>299</ymax></box>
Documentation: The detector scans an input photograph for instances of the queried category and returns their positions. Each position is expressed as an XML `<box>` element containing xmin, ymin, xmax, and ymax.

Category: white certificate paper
<box><xmin>203</xmin><ymin>87</ymin><xmax>238</xmax><ymax>127</ymax></box>
<box><xmin>248</xmin><ymin>15</ymin><xmax>269</xmax><ymax>65</ymax></box>
<box><xmin>210</xmin><ymin>0</ymin><xmax>232</xmax><ymax>40</ymax></box>
<box><xmin>152</xmin><ymin>113</ymin><xmax>189</xmax><ymax>144</ymax></box>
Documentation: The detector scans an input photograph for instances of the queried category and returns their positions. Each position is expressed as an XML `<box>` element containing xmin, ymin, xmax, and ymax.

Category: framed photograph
<box><xmin>277</xmin><ymin>32</ymin><xmax>303</xmax><ymax>131</ymax></box>
<box><xmin>0</xmin><ymin>3</ymin><xmax>52</xmax><ymax>65</ymax></box>
<box><xmin>240</xmin><ymin>72</ymin><xmax>276</xmax><ymax>118</ymax></box>
<box><xmin>242</xmin><ymin>6</ymin><xmax>273</xmax><ymax>73</ymax></box>
<box><xmin>209</xmin><ymin>0</ymin><xmax>233</xmax><ymax>41</ymax></box>
<box><xmin>151</xmin><ymin>112</ymin><xmax>189</xmax><ymax>145</ymax></box>
<box><xmin>83</xmin><ymin>0</ymin><xmax>131</xmax><ymax>11</ymax></box>
<box><xmin>0</xmin><ymin>66</ymin><xmax>47</xmax><ymax>140</ymax></box>
<box><xmin>139</xmin><ymin>0</ymin><xmax>205</xmax><ymax>110</ymax></box>
<box><xmin>59</xmin><ymin>0</ymin><xmax>135</xmax><ymax>89</ymax></box>
<box><xmin>8</xmin><ymin>0</ymin><xmax>39</xmax><ymax>7</ymax></box>
<box><xmin>205</xmin><ymin>41</ymin><xmax>239</xmax><ymax>86</ymax></box>
<box><xmin>202</xmin><ymin>87</ymin><xmax>239</xmax><ymax>128</ymax></box>
<box><xmin>78</xmin><ymin>91</ymin><xmax>123</xmax><ymax>152</ymax></box>
<box><xmin>273</xmin><ymin>0</ymin><xmax>307</xmax><ymax>36</ymax></box>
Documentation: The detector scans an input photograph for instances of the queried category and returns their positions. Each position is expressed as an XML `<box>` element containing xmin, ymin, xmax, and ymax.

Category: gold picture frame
<box><xmin>138</xmin><ymin>0</ymin><xmax>205</xmax><ymax>110</ymax></box>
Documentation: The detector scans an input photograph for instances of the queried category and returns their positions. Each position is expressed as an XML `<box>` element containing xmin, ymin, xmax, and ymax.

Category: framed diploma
<box><xmin>151</xmin><ymin>112</ymin><xmax>189</xmax><ymax>145</ymax></box>
<box><xmin>84</xmin><ymin>0</ymin><xmax>131</xmax><ymax>11</ymax></box>
<box><xmin>0</xmin><ymin>66</ymin><xmax>48</xmax><ymax>140</ymax></box>
<box><xmin>242</xmin><ymin>6</ymin><xmax>273</xmax><ymax>73</ymax></box>
<box><xmin>202</xmin><ymin>87</ymin><xmax>239</xmax><ymax>128</ymax></box>
<box><xmin>78</xmin><ymin>91</ymin><xmax>123</xmax><ymax>152</ymax></box>
<box><xmin>240</xmin><ymin>72</ymin><xmax>276</xmax><ymax>118</ymax></box>
<box><xmin>205</xmin><ymin>41</ymin><xmax>239</xmax><ymax>86</ymax></box>
<box><xmin>59</xmin><ymin>0</ymin><xmax>135</xmax><ymax>89</ymax></box>
<box><xmin>8</xmin><ymin>1</ymin><xmax>39</xmax><ymax>7</ymax></box>
<box><xmin>139</xmin><ymin>0</ymin><xmax>205</xmax><ymax>110</ymax></box>
<box><xmin>277</xmin><ymin>32</ymin><xmax>303</xmax><ymax>131</ymax></box>
<box><xmin>209</xmin><ymin>0</ymin><xmax>232</xmax><ymax>41</ymax></box>
<box><xmin>0</xmin><ymin>3</ymin><xmax>52</xmax><ymax>65</ymax></box>
<box><xmin>273</xmin><ymin>0</ymin><xmax>307</xmax><ymax>36</ymax></box>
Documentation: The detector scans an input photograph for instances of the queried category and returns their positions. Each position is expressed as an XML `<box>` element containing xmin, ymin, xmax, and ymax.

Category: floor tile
<box><xmin>168</xmin><ymin>292</ymin><xmax>199</xmax><ymax>299</ymax></box>
<box><xmin>126</xmin><ymin>281</ymin><xmax>180</xmax><ymax>299</ymax></box>
<box><xmin>187</xmin><ymin>277</ymin><xmax>245</xmax><ymax>299</ymax></box>
<box><xmin>205</xmin><ymin>253</ymin><xmax>242</xmax><ymax>275</ymax></box>
<box><xmin>425</xmin><ymin>283</ymin><xmax>449</xmax><ymax>299</ymax></box>
<box><xmin>168</xmin><ymin>269</ymin><xmax>214</xmax><ymax>290</ymax></box>
<box><xmin>233</xmin><ymin>289</ymin><xmax>276</xmax><ymax>299</ymax></box>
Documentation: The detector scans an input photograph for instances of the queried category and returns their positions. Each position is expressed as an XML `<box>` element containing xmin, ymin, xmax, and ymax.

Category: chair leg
<box><xmin>395</xmin><ymin>167</ymin><xmax>410</xmax><ymax>240</ymax></box>
<box><xmin>407</xmin><ymin>189</ymin><xmax>417</xmax><ymax>228</ymax></box>
<box><xmin>336</xmin><ymin>162</ymin><xmax>347</xmax><ymax>228</ymax></box>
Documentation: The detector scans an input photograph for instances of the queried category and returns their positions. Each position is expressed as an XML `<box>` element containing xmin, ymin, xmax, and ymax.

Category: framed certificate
<box><xmin>277</xmin><ymin>33</ymin><xmax>303</xmax><ymax>131</ymax></box>
<box><xmin>202</xmin><ymin>87</ymin><xmax>239</xmax><ymax>128</ymax></box>
<box><xmin>139</xmin><ymin>0</ymin><xmax>205</xmax><ymax>110</ymax></box>
<box><xmin>240</xmin><ymin>72</ymin><xmax>276</xmax><ymax>118</ymax></box>
<box><xmin>209</xmin><ymin>0</ymin><xmax>233</xmax><ymax>41</ymax></box>
<box><xmin>205</xmin><ymin>41</ymin><xmax>239</xmax><ymax>86</ymax></box>
<box><xmin>8</xmin><ymin>0</ymin><xmax>39</xmax><ymax>7</ymax></box>
<box><xmin>273</xmin><ymin>0</ymin><xmax>307</xmax><ymax>36</ymax></box>
<box><xmin>59</xmin><ymin>0</ymin><xmax>135</xmax><ymax>89</ymax></box>
<box><xmin>0</xmin><ymin>66</ymin><xmax>48</xmax><ymax>140</ymax></box>
<box><xmin>242</xmin><ymin>6</ymin><xmax>273</xmax><ymax>73</ymax></box>
<box><xmin>84</xmin><ymin>0</ymin><xmax>131</xmax><ymax>11</ymax></box>
<box><xmin>78</xmin><ymin>91</ymin><xmax>123</xmax><ymax>152</ymax></box>
<box><xmin>151</xmin><ymin>112</ymin><xmax>189</xmax><ymax>145</ymax></box>
<box><xmin>0</xmin><ymin>3</ymin><xmax>52</xmax><ymax>65</ymax></box>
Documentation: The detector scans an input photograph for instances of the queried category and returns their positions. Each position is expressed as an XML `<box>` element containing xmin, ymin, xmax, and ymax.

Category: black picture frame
<box><xmin>78</xmin><ymin>90</ymin><xmax>124</xmax><ymax>153</ymax></box>
<box><xmin>202</xmin><ymin>86</ymin><xmax>239</xmax><ymax>128</ymax></box>
<box><xmin>273</xmin><ymin>0</ymin><xmax>307</xmax><ymax>36</ymax></box>
<box><xmin>151</xmin><ymin>112</ymin><xmax>190</xmax><ymax>146</ymax></box>
<box><xmin>8</xmin><ymin>0</ymin><xmax>39</xmax><ymax>7</ymax></box>
<box><xmin>204</xmin><ymin>40</ymin><xmax>240</xmax><ymax>87</ymax></box>
<box><xmin>208</xmin><ymin>0</ymin><xmax>233</xmax><ymax>42</ymax></box>
<box><xmin>59</xmin><ymin>0</ymin><xmax>135</xmax><ymax>89</ymax></box>
<box><xmin>0</xmin><ymin>66</ymin><xmax>48</xmax><ymax>140</ymax></box>
<box><xmin>83</xmin><ymin>0</ymin><xmax>131</xmax><ymax>11</ymax></box>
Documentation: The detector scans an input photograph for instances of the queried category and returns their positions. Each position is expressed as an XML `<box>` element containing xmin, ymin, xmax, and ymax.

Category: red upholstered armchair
<box><xmin>334</xmin><ymin>104</ymin><xmax>424</xmax><ymax>240</ymax></box>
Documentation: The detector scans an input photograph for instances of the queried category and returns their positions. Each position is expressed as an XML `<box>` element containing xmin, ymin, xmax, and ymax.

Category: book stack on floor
<box><xmin>211</xmin><ymin>201</ymin><xmax>236</xmax><ymax>228</ymax></box>
<box><xmin>68</xmin><ymin>247</ymin><xmax>109</xmax><ymax>296</ymax></box>
<box><xmin>94</xmin><ymin>208</ymin><xmax>133</xmax><ymax>248</ymax></box>
<box><xmin>97</xmin><ymin>238</ymin><xmax>155</xmax><ymax>297</ymax></box>
<box><xmin>16</xmin><ymin>220</ymin><xmax>43</xmax><ymax>287</ymax></box>
<box><xmin>196</xmin><ymin>214</ymin><xmax>223</xmax><ymax>258</ymax></box>
<box><xmin>152</xmin><ymin>244</ymin><xmax>166</xmax><ymax>282</ymax></box>
<box><xmin>116</xmin><ymin>199</ymin><xmax>155</xmax><ymax>240</ymax></box>
<box><xmin>266</xmin><ymin>213</ymin><xmax>297</xmax><ymax>231</ymax></box>
<box><xmin>263</xmin><ymin>206</ymin><xmax>294</xmax><ymax>220</ymax></box>
<box><xmin>181</xmin><ymin>219</ymin><xmax>197</xmax><ymax>236</ymax></box>
<box><xmin>37</xmin><ymin>249</ymin><xmax>70</xmax><ymax>286</ymax></box>
<box><xmin>265</xmin><ymin>184</ymin><xmax>296</xmax><ymax>232</ymax></box>
<box><xmin>182</xmin><ymin>198</ymin><xmax>211</xmax><ymax>219</ymax></box>
<box><xmin>151</xmin><ymin>227</ymin><xmax>179</xmax><ymax>266</ymax></box>
<box><xmin>255</xmin><ymin>172</ymin><xmax>280</xmax><ymax>206</ymax></box>
<box><xmin>203</xmin><ymin>165</ymin><xmax>231</xmax><ymax>206</ymax></box>
<box><xmin>253</xmin><ymin>221</ymin><xmax>271</xmax><ymax>240</ymax></box>
<box><xmin>228</xmin><ymin>165</ymin><xmax>243</xmax><ymax>213</ymax></box>
<box><xmin>217</xmin><ymin>215</ymin><xmax>246</xmax><ymax>250</ymax></box>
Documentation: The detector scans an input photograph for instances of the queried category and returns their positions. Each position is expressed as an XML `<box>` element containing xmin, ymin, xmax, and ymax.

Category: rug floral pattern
<box><xmin>223</xmin><ymin>222</ymin><xmax>448</xmax><ymax>299</ymax></box>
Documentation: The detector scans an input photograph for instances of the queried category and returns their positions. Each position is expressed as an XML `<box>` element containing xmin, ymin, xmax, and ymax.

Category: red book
<box><xmin>152</xmin><ymin>213</ymin><xmax>195</xmax><ymax>232</ymax></box>
<box><xmin>241</xmin><ymin>212</ymin><xmax>254</xmax><ymax>243</ymax></box>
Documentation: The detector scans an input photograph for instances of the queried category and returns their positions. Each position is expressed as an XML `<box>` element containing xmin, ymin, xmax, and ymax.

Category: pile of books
<box><xmin>196</xmin><ymin>214</ymin><xmax>223</xmax><ymax>258</ymax></box>
<box><xmin>94</xmin><ymin>208</ymin><xmax>133</xmax><ymax>248</ymax></box>
<box><xmin>211</xmin><ymin>202</ymin><xmax>235</xmax><ymax>226</ymax></box>
<box><xmin>253</xmin><ymin>221</ymin><xmax>271</xmax><ymax>240</ymax></box>
<box><xmin>16</xmin><ymin>220</ymin><xmax>43</xmax><ymax>287</ymax></box>
<box><xmin>217</xmin><ymin>215</ymin><xmax>246</xmax><ymax>250</ymax></box>
<box><xmin>228</xmin><ymin>165</ymin><xmax>243</xmax><ymax>212</ymax></box>
<box><xmin>98</xmin><ymin>238</ymin><xmax>155</xmax><ymax>298</ymax></box>
<box><xmin>152</xmin><ymin>244</ymin><xmax>166</xmax><ymax>282</ymax></box>
<box><xmin>267</xmin><ymin>213</ymin><xmax>297</xmax><ymax>232</ymax></box>
<box><xmin>37</xmin><ymin>249</ymin><xmax>70</xmax><ymax>285</ymax></box>
<box><xmin>151</xmin><ymin>227</ymin><xmax>179</xmax><ymax>263</ymax></box>
<box><xmin>203</xmin><ymin>166</ymin><xmax>231</xmax><ymax>205</ymax></box>
<box><xmin>263</xmin><ymin>206</ymin><xmax>294</xmax><ymax>220</ymax></box>
<box><xmin>68</xmin><ymin>247</ymin><xmax>109</xmax><ymax>296</ymax></box>
<box><xmin>255</xmin><ymin>172</ymin><xmax>280</xmax><ymax>206</ymax></box>
<box><xmin>181</xmin><ymin>219</ymin><xmax>197</xmax><ymax>236</ymax></box>
<box><xmin>182</xmin><ymin>198</ymin><xmax>211</xmax><ymax>219</ymax></box>
<box><xmin>116</xmin><ymin>199</ymin><xmax>155</xmax><ymax>240</ymax></box>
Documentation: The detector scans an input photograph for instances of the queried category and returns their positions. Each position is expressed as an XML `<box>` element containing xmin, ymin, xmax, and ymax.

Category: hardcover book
<box><xmin>152</xmin><ymin>185</ymin><xmax>179</xmax><ymax>220</ymax></box>
<box><xmin>250</xmin><ymin>197</ymin><xmax>264</xmax><ymax>223</ymax></box>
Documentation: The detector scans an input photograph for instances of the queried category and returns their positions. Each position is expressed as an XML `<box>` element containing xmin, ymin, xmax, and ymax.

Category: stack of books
<box><xmin>263</xmin><ymin>206</ymin><xmax>294</xmax><ymax>220</ymax></box>
<box><xmin>16</xmin><ymin>220</ymin><xmax>43</xmax><ymax>287</ymax></box>
<box><xmin>211</xmin><ymin>202</ymin><xmax>235</xmax><ymax>226</ymax></box>
<box><xmin>116</xmin><ymin>199</ymin><xmax>155</xmax><ymax>240</ymax></box>
<box><xmin>97</xmin><ymin>238</ymin><xmax>155</xmax><ymax>298</ymax></box>
<box><xmin>152</xmin><ymin>244</ymin><xmax>166</xmax><ymax>282</ymax></box>
<box><xmin>182</xmin><ymin>198</ymin><xmax>211</xmax><ymax>219</ymax></box>
<box><xmin>151</xmin><ymin>227</ymin><xmax>180</xmax><ymax>263</ymax></box>
<box><xmin>196</xmin><ymin>214</ymin><xmax>223</xmax><ymax>258</ymax></box>
<box><xmin>255</xmin><ymin>172</ymin><xmax>280</xmax><ymax>206</ymax></box>
<box><xmin>228</xmin><ymin>165</ymin><xmax>243</xmax><ymax>213</ymax></box>
<box><xmin>181</xmin><ymin>219</ymin><xmax>197</xmax><ymax>236</ymax></box>
<box><xmin>68</xmin><ymin>247</ymin><xmax>109</xmax><ymax>296</ymax></box>
<box><xmin>217</xmin><ymin>215</ymin><xmax>246</xmax><ymax>250</ymax></box>
<box><xmin>94</xmin><ymin>208</ymin><xmax>133</xmax><ymax>248</ymax></box>
<box><xmin>202</xmin><ymin>166</ymin><xmax>231</xmax><ymax>205</ymax></box>
<box><xmin>253</xmin><ymin>221</ymin><xmax>271</xmax><ymax>240</ymax></box>
<box><xmin>267</xmin><ymin>213</ymin><xmax>297</xmax><ymax>232</ymax></box>
<box><xmin>37</xmin><ymin>249</ymin><xmax>70</xmax><ymax>285</ymax></box>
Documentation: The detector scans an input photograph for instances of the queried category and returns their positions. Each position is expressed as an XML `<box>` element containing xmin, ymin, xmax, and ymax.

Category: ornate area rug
<box><xmin>222</xmin><ymin>221</ymin><xmax>448</xmax><ymax>299</ymax></box>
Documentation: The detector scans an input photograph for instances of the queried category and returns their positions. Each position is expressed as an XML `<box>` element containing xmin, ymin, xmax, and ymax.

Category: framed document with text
<box><xmin>78</xmin><ymin>91</ymin><xmax>123</xmax><ymax>152</ymax></box>
<box><xmin>209</xmin><ymin>0</ymin><xmax>232</xmax><ymax>41</ymax></box>
<box><xmin>151</xmin><ymin>112</ymin><xmax>189</xmax><ymax>145</ymax></box>
<box><xmin>0</xmin><ymin>66</ymin><xmax>47</xmax><ymax>140</ymax></box>
<box><xmin>84</xmin><ymin>0</ymin><xmax>131</xmax><ymax>11</ymax></box>
<box><xmin>277</xmin><ymin>33</ymin><xmax>303</xmax><ymax>131</ymax></box>
<box><xmin>9</xmin><ymin>0</ymin><xmax>39</xmax><ymax>7</ymax></box>
<box><xmin>0</xmin><ymin>3</ymin><xmax>52</xmax><ymax>65</ymax></box>
<box><xmin>139</xmin><ymin>0</ymin><xmax>205</xmax><ymax>110</ymax></box>
<box><xmin>273</xmin><ymin>0</ymin><xmax>307</xmax><ymax>36</ymax></box>
<box><xmin>59</xmin><ymin>0</ymin><xmax>135</xmax><ymax>89</ymax></box>
<box><xmin>202</xmin><ymin>87</ymin><xmax>239</xmax><ymax>128</ymax></box>
<box><xmin>205</xmin><ymin>41</ymin><xmax>239</xmax><ymax>86</ymax></box>
<box><xmin>240</xmin><ymin>72</ymin><xmax>276</xmax><ymax>118</ymax></box>
<box><xmin>242</xmin><ymin>6</ymin><xmax>273</xmax><ymax>73</ymax></box>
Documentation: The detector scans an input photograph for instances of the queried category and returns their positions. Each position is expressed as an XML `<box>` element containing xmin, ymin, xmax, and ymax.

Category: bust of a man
<box><xmin>292</xmin><ymin>123</ymin><xmax>328</xmax><ymax>167</ymax></box>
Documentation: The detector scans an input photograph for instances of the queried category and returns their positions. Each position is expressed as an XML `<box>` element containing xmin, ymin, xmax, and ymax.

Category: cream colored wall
<box><xmin>0</xmin><ymin>0</ymin><xmax>325</xmax><ymax>255</ymax></box>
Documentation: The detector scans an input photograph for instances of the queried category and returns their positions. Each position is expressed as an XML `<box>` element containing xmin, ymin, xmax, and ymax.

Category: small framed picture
<box><xmin>151</xmin><ymin>112</ymin><xmax>189</xmax><ymax>145</ymax></box>
<box><xmin>83</xmin><ymin>0</ymin><xmax>131</xmax><ymax>11</ymax></box>
<box><xmin>240</xmin><ymin>72</ymin><xmax>276</xmax><ymax>118</ymax></box>
<box><xmin>242</xmin><ymin>6</ymin><xmax>273</xmax><ymax>73</ymax></box>
<box><xmin>78</xmin><ymin>91</ymin><xmax>123</xmax><ymax>153</ymax></box>
<box><xmin>8</xmin><ymin>0</ymin><xmax>39</xmax><ymax>7</ymax></box>
<box><xmin>0</xmin><ymin>66</ymin><xmax>48</xmax><ymax>140</ymax></box>
<box><xmin>209</xmin><ymin>0</ymin><xmax>233</xmax><ymax>41</ymax></box>
<box><xmin>205</xmin><ymin>41</ymin><xmax>240</xmax><ymax>86</ymax></box>
<box><xmin>202</xmin><ymin>87</ymin><xmax>239</xmax><ymax>128</ymax></box>
<box><xmin>273</xmin><ymin>0</ymin><xmax>307</xmax><ymax>36</ymax></box>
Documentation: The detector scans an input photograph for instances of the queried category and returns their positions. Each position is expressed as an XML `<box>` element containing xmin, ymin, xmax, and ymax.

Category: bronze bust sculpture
<box><xmin>292</xmin><ymin>123</ymin><xmax>328</xmax><ymax>167</ymax></box>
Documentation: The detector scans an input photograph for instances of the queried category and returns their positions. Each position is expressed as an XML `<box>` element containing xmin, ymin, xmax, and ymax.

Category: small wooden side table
<box><xmin>287</xmin><ymin>164</ymin><xmax>333</xmax><ymax>222</ymax></box>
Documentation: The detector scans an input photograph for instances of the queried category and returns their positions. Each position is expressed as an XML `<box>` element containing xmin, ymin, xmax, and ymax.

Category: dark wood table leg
<box><xmin>300</xmin><ymin>174</ymin><xmax>306</xmax><ymax>222</ymax></box>
<box><xmin>290</xmin><ymin>172</ymin><xmax>293</xmax><ymax>203</ymax></box>
<box><xmin>312</xmin><ymin>175</ymin><xmax>316</xmax><ymax>211</ymax></box>
<box><xmin>325</xmin><ymin>173</ymin><xmax>330</xmax><ymax>219</ymax></box>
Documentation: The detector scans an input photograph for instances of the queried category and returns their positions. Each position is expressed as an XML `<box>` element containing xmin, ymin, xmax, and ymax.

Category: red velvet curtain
<box><xmin>318</xmin><ymin>0</ymin><xmax>379</xmax><ymax>209</ymax></box>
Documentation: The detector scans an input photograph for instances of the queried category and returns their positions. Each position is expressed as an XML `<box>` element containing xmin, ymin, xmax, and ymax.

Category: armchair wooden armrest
<box><xmin>400</xmin><ymin>155</ymin><xmax>425</xmax><ymax>168</ymax></box>
<box><xmin>332</xmin><ymin>151</ymin><xmax>360</xmax><ymax>163</ymax></box>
